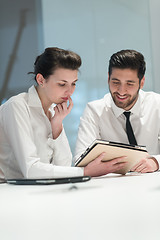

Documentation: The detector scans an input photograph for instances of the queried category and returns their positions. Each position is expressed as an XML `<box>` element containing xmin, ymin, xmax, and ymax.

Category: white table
<box><xmin>1</xmin><ymin>172</ymin><xmax>160</xmax><ymax>240</ymax></box>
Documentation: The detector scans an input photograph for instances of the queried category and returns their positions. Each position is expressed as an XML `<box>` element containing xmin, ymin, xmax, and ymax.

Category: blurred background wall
<box><xmin>0</xmin><ymin>0</ymin><xmax>160</xmax><ymax>154</ymax></box>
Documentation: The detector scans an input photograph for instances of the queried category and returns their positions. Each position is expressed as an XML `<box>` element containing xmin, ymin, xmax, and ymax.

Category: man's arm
<box><xmin>74</xmin><ymin>104</ymin><xmax>100</xmax><ymax>162</ymax></box>
<box><xmin>130</xmin><ymin>157</ymin><xmax>159</xmax><ymax>173</ymax></box>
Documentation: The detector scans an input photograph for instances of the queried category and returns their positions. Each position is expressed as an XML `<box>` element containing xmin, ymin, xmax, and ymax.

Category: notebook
<box><xmin>75</xmin><ymin>139</ymin><xmax>148</xmax><ymax>174</ymax></box>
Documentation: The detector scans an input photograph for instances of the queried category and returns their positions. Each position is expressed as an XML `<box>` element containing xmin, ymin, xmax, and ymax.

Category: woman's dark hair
<box><xmin>108</xmin><ymin>49</ymin><xmax>146</xmax><ymax>81</ymax></box>
<box><xmin>28</xmin><ymin>47</ymin><xmax>82</xmax><ymax>81</ymax></box>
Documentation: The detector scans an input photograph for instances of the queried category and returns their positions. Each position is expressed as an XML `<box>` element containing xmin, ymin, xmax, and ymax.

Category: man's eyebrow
<box><xmin>111</xmin><ymin>78</ymin><xmax>136</xmax><ymax>83</ymax></box>
<box><xmin>111</xmin><ymin>78</ymin><xmax>120</xmax><ymax>81</ymax></box>
<box><xmin>126</xmin><ymin>80</ymin><xmax>136</xmax><ymax>83</ymax></box>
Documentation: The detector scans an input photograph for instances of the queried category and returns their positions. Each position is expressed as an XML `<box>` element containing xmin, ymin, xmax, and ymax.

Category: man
<box><xmin>74</xmin><ymin>49</ymin><xmax>160</xmax><ymax>173</ymax></box>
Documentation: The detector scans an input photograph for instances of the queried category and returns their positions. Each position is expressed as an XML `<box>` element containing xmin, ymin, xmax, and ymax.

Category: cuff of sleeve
<box><xmin>52</xmin><ymin>166</ymin><xmax>84</xmax><ymax>178</ymax></box>
<box><xmin>151</xmin><ymin>155</ymin><xmax>160</xmax><ymax>170</ymax></box>
<box><xmin>47</xmin><ymin>128</ymin><xmax>64</xmax><ymax>149</ymax></box>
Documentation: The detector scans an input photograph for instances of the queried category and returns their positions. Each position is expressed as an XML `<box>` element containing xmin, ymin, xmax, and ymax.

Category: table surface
<box><xmin>1</xmin><ymin>171</ymin><xmax>160</xmax><ymax>240</ymax></box>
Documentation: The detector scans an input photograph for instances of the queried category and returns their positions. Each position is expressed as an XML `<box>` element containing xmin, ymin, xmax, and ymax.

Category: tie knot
<box><xmin>123</xmin><ymin>111</ymin><xmax>131</xmax><ymax>120</ymax></box>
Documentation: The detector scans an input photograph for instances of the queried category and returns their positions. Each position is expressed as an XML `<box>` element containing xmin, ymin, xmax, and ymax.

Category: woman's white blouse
<box><xmin>0</xmin><ymin>86</ymin><xmax>83</xmax><ymax>179</ymax></box>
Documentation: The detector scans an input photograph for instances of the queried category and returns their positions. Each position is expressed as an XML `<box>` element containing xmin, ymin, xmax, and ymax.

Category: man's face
<box><xmin>108</xmin><ymin>68</ymin><xmax>145</xmax><ymax>111</ymax></box>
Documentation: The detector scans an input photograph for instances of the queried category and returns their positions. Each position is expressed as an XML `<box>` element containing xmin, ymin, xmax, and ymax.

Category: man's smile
<box><xmin>114</xmin><ymin>93</ymin><xmax>129</xmax><ymax>102</ymax></box>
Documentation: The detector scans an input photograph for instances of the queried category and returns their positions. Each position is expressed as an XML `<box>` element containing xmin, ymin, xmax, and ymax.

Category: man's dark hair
<box><xmin>108</xmin><ymin>49</ymin><xmax>146</xmax><ymax>81</ymax></box>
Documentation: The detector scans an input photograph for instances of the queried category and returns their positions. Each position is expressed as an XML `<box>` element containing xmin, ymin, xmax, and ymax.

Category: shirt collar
<box><xmin>28</xmin><ymin>85</ymin><xmax>56</xmax><ymax>112</ymax></box>
<box><xmin>109</xmin><ymin>89</ymin><xmax>144</xmax><ymax>118</ymax></box>
<box><xmin>28</xmin><ymin>85</ymin><xmax>42</xmax><ymax>107</ymax></box>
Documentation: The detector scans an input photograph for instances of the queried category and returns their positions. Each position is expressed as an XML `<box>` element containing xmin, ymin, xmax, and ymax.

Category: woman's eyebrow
<box><xmin>58</xmin><ymin>79</ymin><xmax>78</xmax><ymax>83</ymax></box>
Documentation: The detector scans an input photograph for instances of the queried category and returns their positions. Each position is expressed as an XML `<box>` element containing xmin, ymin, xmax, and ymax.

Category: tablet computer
<box><xmin>6</xmin><ymin>176</ymin><xmax>91</xmax><ymax>185</ymax></box>
<box><xmin>75</xmin><ymin>139</ymin><xmax>148</xmax><ymax>174</ymax></box>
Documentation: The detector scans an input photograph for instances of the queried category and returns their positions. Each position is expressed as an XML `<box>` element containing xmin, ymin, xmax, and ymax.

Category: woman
<box><xmin>0</xmin><ymin>47</ymin><xmax>126</xmax><ymax>179</ymax></box>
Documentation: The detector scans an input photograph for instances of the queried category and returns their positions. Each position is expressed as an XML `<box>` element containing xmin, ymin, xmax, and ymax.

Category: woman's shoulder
<box><xmin>0</xmin><ymin>91</ymin><xmax>29</xmax><ymax>112</ymax></box>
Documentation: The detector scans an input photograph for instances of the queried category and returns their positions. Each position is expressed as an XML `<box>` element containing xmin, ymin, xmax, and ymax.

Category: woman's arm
<box><xmin>1</xmin><ymin>99</ymin><xmax>78</xmax><ymax>178</ymax></box>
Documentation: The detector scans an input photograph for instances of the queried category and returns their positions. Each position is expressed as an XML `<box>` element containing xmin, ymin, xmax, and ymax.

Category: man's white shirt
<box><xmin>74</xmin><ymin>90</ymin><xmax>160</xmax><ymax>168</ymax></box>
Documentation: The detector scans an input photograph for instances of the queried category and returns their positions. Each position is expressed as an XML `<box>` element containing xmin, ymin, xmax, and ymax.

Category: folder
<box><xmin>75</xmin><ymin>139</ymin><xmax>148</xmax><ymax>174</ymax></box>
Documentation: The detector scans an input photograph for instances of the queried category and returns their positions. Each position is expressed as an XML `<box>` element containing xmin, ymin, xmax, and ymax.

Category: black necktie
<box><xmin>123</xmin><ymin>111</ymin><xmax>137</xmax><ymax>145</ymax></box>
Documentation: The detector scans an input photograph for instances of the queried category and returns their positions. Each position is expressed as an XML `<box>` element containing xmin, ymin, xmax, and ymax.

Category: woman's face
<box><xmin>37</xmin><ymin>68</ymin><xmax>78</xmax><ymax>105</ymax></box>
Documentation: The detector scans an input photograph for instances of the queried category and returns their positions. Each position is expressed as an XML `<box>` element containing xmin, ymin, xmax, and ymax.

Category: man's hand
<box><xmin>130</xmin><ymin>157</ymin><xmax>159</xmax><ymax>173</ymax></box>
<box><xmin>84</xmin><ymin>153</ymin><xmax>127</xmax><ymax>177</ymax></box>
<box><xmin>51</xmin><ymin>96</ymin><xmax>73</xmax><ymax>139</ymax></box>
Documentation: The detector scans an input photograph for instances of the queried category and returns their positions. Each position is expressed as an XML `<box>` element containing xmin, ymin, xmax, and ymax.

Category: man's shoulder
<box><xmin>84</xmin><ymin>93</ymin><xmax>111</xmax><ymax>116</ymax></box>
<box><xmin>87</xmin><ymin>93</ymin><xmax>111</xmax><ymax>108</ymax></box>
<box><xmin>141</xmin><ymin>90</ymin><xmax>160</xmax><ymax>102</ymax></box>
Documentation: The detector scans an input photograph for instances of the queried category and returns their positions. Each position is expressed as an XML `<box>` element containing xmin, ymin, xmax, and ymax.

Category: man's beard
<box><xmin>110</xmin><ymin>88</ymin><xmax>140</xmax><ymax>110</ymax></box>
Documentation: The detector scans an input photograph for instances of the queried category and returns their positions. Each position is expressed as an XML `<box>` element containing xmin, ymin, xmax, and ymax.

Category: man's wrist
<box><xmin>150</xmin><ymin>157</ymin><xmax>159</xmax><ymax>171</ymax></box>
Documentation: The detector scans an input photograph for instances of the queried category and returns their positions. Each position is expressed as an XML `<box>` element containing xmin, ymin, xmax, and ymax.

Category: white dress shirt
<box><xmin>74</xmin><ymin>90</ymin><xmax>160</xmax><ymax>168</ymax></box>
<box><xmin>0</xmin><ymin>85</ymin><xmax>83</xmax><ymax>179</ymax></box>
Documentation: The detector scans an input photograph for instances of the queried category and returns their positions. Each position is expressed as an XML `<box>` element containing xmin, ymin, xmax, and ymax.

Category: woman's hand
<box><xmin>51</xmin><ymin>96</ymin><xmax>73</xmax><ymax>139</ymax></box>
<box><xmin>84</xmin><ymin>153</ymin><xmax>127</xmax><ymax>177</ymax></box>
